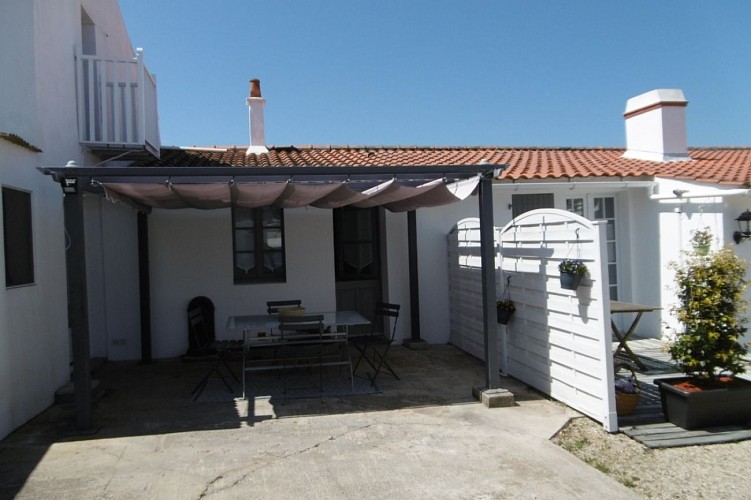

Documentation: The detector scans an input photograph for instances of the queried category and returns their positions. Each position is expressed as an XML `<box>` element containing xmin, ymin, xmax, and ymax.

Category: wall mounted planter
<box><xmin>559</xmin><ymin>272</ymin><xmax>583</xmax><ymax>290</ymax></box>
<box><xmin>654</xmin><ymin>376</ymin><xmax>751</xmax><ymax>430</ymax></box>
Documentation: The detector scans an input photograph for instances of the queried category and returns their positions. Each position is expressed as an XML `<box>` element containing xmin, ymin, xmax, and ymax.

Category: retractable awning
<box><xmin>40</xmin><ymin>164</ymin><xmax>500</xmax><ymax>213</ymax></box>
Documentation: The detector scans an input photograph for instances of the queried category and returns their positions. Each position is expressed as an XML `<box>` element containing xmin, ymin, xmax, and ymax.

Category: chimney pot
<box><xmin>246</xmin><ymin>79</ymin><xmax>268</xmax><ymax>155</ymax></box>
<box><xmin>250</xmin><ymin>79</ymin><xmax>262</xmax><ymax>98</ymax></box>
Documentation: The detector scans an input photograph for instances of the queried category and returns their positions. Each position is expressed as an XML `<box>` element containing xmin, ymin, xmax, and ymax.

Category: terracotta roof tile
<box><xmin>133</xmin><ymin>146</ymin><xmax>751</xmax><ymax>188</ymax></box>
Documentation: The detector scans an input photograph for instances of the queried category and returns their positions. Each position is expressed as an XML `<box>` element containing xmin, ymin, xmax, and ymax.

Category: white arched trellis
<box><xmin>448</xmin><ymin>210</ymin><xmax>619</xmax><ymax>431</ymax></box>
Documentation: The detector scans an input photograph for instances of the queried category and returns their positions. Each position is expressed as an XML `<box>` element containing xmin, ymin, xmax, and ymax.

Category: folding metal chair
<box><xmin>277</xmin><ymin>314</ymin><xmax>326</xmax><ymax>396</ymax></box>
<box><xmin>351</xmin><ymin>302</ymin><xmax>400</xmax><ymax>386</ymax></box>
<box><xmin>266</xmin><ymin>299</ymin><xmax>303</xmax><ymax>337</ymax></box>
<box><xmin>189</xmin><ymin>307</ymin><xmax>240</xmax><ymax>401</ymax></box>
<box><xmin>267</xmin><ymin>299</ymin><xmax>302</xmax><ymax>315</ymax></box>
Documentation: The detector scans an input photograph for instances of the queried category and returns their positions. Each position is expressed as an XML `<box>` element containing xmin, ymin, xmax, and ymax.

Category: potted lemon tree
<box><xmin>655</xmin><ymin>231</ymin><xmax>751</xmax><ymax>429</ymax></box>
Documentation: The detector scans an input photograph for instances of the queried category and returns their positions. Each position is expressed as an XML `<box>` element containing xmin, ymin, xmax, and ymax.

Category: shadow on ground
<box><xmin>0</xmin><ymin>344</ymin><xmax>547</xmax><ymax>498</ymax></box>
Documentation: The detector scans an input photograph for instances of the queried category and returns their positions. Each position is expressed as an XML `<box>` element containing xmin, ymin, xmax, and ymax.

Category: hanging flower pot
<box><xmin>691</xmin><ymin>227</ymin><xmax>712</xmax><ymax>256</ymax></box>
<box><xmin>496</xmin><ymin>304</ymin><xmax>515</xmax><ymax>324</ymax></box>
<box><xmin>496</xmin><ymin>276</ymin><xmax>515</xmax><ymax>325</ymax></box>
<box><xmin>559</xmin><ymin>272</ymin><xmax>583</xmax><ymax>290</ymax></box>
<box><xmin>558</xmin><ymin>259</ymin><xmax>588</xmax><ymax>291</ymax></box>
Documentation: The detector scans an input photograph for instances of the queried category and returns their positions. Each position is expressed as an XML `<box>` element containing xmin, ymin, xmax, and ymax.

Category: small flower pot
<box><xmin>497</xmin><ymin>308</ymin><xmax>514</xmax><ymax>325</ymax></box>
<box><xmin>559</xmin><ymin>272</ymin><xmax>583</xmax><ymax>290</ymax></box>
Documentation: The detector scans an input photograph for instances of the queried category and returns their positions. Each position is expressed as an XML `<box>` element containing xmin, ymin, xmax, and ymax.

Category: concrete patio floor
<box><xmin>0</xmin><ymin>344</ymin><xmax>640</xmax><ymax>499</ymax></box>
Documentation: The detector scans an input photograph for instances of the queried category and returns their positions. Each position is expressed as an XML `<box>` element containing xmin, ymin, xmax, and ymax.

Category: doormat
<box><xmin>621</xmin><ymin>422</ymin><xmax>751</xmax><ymax>448</ymax></box>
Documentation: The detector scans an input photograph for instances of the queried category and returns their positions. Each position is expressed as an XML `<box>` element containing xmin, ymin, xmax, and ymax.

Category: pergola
<box><xmin>40</xmin><ymin>163</ymin><xmax>505</xmax><ymax>430</ymax></box>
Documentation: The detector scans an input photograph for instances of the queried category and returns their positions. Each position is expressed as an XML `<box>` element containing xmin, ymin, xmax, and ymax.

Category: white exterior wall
<box><xmin>413</xmin><ymin>198</ymin><xmax>479</xmax><ymax>343</ymax></box>
<box><xmin>148</xmin><ymin>207</ymin><xmax>339</xmax><ymax>358</ymax></box>
<box><xmin>0</xmin><ymin>0</ymin><xmax>140</xmax><ymax>439</ymax></box>
<box><xmin>382</xmin><ymin>211</ymin><xmax>411</xmax><ymax>342</ymax></box>
<box><xmin>0</xmin><ymin>143</ymin><xmax>69</xmax><ymax>441</ymax></box>
<box><xmin>724</xmin><ymin>194</ymin><xmax>751</xmax><ymax>347</ymax></box>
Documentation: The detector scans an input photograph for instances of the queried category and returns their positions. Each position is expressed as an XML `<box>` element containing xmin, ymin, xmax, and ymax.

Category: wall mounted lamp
<box><xmin>733</xmin><ymin>209</ymin><xmax>751</xmax><ymax>244</ymax></box>
<box><xmin>60</xmin><ymin>177</ymin><xmax>78</xmax><ymax>195</ymax></box>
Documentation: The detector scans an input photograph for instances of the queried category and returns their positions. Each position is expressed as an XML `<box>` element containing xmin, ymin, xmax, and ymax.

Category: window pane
<box><xmin>566</xmin><ymin>198</ymin><xmax>584</xmax><ymax>216</ymax></box>
<box><xmin>235</xmin><ymin>253</ymin><xmax>255</xmax><ymax>273</ymax></box>
<box><xmin>608</xmin><ymin>263</ymin><xmax>617</xmax><ymax>283</ymax></box>
<box><xmin>235</xmin><ymin>229</ymin><xmax>255</xmax><ymax>252</ymax></box>
<box><xmin>511</xmin><ymin>193</ymin><xmax>554</xmax><ymax>219</ymax></box>
<box><xmin>333</xmin><ymin>207</ymin><xmax>380</xmax><ymax>281</ymax></box>
<box><xmin>264</xmin><ymin>228</ymin><xmax>283</xmax><ymax>250</ymax></box>
<box><xmin>342</xmin><ymin>243</ymin><xmax>374</xmax><ymax>275</ymax></box>
<box><xmin>593</xmin><ymin>198</ymin><xmax>603</xmax><ymax>219</ymax></box>
<box><xmin>607</xmin><ymin>242</ymin><xmax>616</xmax><ymax>262</ymax></box>
<box><xmin>2</xmin><ymin>187</ymin><xmax>34</xmax><ymax>287</ymax></box>
<box><xmin>605</xmin><ymin>198</ymin><xmax>615</xmax><ymax>219</ymax></box>
<box><xmin>606</xmin><ymin>220</ymin><xmax>615</xmax><ymax>240</ymax></box>
<box><xmin>262</xmin><ymin>206</ymin><xmax>282</xmax><ymax>227</ymax></box>
<box><xmin>264</xmin><ymin>250</ymin><xmax>284</xmax><ymax>273</ymax></box>
<box><xmin>234</xmin><ymin>207</ymin><xmax>255</xmax><ymax>228</ymax></box>
<box><xmin>232</xmin><ymin>206</ymin><xmax>285</xmax><ymax>283</ymax></box>
<box><xmin>341</xmin><ymin>209</ymin><xmax>373</xmax><ymax>241</ymax></box>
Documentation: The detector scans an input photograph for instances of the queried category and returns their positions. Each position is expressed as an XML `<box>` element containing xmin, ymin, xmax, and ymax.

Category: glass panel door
<box><xmin>592</xmin><ymin>196</ymin><xmax>618</xmax><ymax>300</ymax></box>
<box><xmin>565</xmin><ymin>195</ymin><xmax>619</xmax><ymax>300</ymax></box>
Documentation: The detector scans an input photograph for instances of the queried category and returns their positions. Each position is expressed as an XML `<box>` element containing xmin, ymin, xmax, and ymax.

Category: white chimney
<box><xmin>246</xmin><ymin>79</ymin><xmax>268</xmax><ymax>155</ymax></box>
<box><xmin>622</xmin><ymin>89</ymin><xmax>690</xmax><ymax>162</ymax></box>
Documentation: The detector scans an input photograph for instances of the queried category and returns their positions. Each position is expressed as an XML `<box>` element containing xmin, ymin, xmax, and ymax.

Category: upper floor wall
<box><xmin>0</xmin><ymin>0</ymin><xmax>158</xmax><ymax>163</ymax></box>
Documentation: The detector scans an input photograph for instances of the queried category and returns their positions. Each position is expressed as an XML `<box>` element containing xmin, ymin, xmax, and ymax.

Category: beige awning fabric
<box><xmin>101</xmin><ymin>176</ymin><xmax>480</xmax><ymax>213</ymax></box>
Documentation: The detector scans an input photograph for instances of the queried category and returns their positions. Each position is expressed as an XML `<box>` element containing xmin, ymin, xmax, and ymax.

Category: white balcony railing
<box><xmin>75</xmin><ymin>47</ymin><xmax>160</xmax><ymax>158</ymax></box>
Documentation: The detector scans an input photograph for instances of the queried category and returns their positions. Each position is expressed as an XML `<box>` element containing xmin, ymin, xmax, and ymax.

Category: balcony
<box><xmin>76</xmin><ymin>47</ymin><xmax>160</xmax><ymax>160</ymax></box>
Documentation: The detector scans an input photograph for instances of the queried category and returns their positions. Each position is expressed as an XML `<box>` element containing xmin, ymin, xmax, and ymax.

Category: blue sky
<box><xmin>118</xmin><ymin>1</ymin><xmax>751</xmax><ymax>148</ymax></box>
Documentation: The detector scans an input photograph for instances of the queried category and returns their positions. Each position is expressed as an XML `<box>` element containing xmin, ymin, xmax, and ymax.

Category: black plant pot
<box><xmin>559</xmin><ymin>272</ymin><xmax>582</xmax><ymax>291</ymax></box>
<box><xmin>654</xmin><ymin>377</ymin><xmax>751</xmax><ymax>430</ymax></box>
<box><xmin>496</xmin><ymin>308</ymin><xmax>514</xmax><ymax>325</ymax></box>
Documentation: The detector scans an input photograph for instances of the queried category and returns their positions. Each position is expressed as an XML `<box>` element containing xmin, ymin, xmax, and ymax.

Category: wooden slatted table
<box><xmin>610</xmin><ymin>300</ymin><xmax>661</xmax><ymax>370</ymax></box>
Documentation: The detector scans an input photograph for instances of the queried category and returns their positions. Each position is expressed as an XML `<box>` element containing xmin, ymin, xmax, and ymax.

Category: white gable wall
<box><xmin>0</xmin><ymin>144</ymin><xmax>69</xmax><ymax>441</ymax></box>
<box><xmin>0</xmin><ymin>0</ymin><xmax>140</xmax><ymax>439</ymax></box>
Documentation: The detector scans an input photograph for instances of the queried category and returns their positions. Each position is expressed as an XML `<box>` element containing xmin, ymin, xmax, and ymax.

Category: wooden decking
<box><xmin>615</xmin><ymin>337</ymin><xmax>751</xmax><ymax>448</ymax></box>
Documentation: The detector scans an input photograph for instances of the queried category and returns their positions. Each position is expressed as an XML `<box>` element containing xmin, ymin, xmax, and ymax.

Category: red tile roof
<box><xmin>132</xmin><ymin>146</ymin><xmax>751</xmax><ymax>188</ymax></box>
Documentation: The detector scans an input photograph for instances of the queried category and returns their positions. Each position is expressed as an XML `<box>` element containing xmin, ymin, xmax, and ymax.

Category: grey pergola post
<box><xmin>62</xmin><ymin>179</ymin><xmax>93</xmax><ymax>431</ymax></box>
<box><xmin>407</xmin><ymin>210</ymin><xmax>421</xmax><ymax>342</ymax></box>
<box><xmin>137</xmin><ymin>211</ymin><xmax>152</xmax><ymax>363</ymax></box>
<box><xmin>479</xmin><ymin>175</ymin><xmax>498</xmax><ymax>389</ymax></box>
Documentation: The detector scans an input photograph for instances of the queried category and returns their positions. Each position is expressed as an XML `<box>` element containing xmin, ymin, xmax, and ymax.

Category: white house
<box><xmin>114</xmin><ymin>86</ymin><xmax>751</xmax><ymax>353</ymax></box>
<box><xmin>0</xmin><ymin>0</ymin><xmax>159</xmax><ymax>440</ymax></box>
<box><xmin>5</xmin><ymin>0</ymin><xmax>751</xmax><ymax>440</ymax></box>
